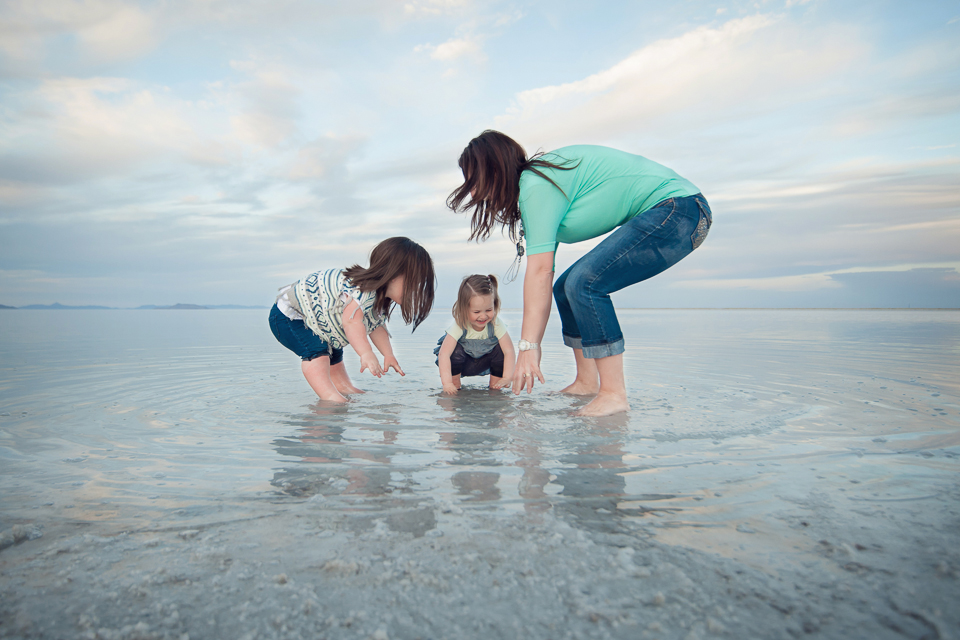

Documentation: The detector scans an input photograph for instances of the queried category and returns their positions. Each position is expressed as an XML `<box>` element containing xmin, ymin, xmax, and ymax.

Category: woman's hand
<box><xmin>512</xmin><ymin>348</ymin><xmax>544</xmax><ymax>394</ymax></box>
<box><xmin>359</xmin><ymin>352</ymin><xmax>383</xmax><ymax>377</ymax></box>
<box><xmin>382</xmin><ymin>355</ymin><xmax>404</xmax><ymax>376</ymax></box>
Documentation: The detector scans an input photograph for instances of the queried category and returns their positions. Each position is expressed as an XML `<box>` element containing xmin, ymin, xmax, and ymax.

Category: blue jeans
<box><xmin>269</xmin><ymin>304</ymin><xmax>344</xmax><ymax>364</ymax></box>
<box><xmin>553</xmin><ymin>193</ymin><xmax>712</xmax><ymax>359</ymax></box>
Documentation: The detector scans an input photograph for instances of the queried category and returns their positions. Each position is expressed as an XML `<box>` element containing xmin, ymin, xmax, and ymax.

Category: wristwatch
<box><xmin>518</xmin><ymin>339</ymin><xmax>539</xmax><ymax>352</ymax></box>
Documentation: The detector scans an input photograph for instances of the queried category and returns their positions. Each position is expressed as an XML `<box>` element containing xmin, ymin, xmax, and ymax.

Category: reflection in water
<box><xmin>1</xmin><ymin>309</ymin><xmax>958</xmax><ymax>546</ymax></box>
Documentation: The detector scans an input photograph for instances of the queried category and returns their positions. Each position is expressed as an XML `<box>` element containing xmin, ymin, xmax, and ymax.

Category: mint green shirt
<box><xmin>518</xmin><ymin>145</ymin><xmax>700</xmax><ymax>256</ymax></box>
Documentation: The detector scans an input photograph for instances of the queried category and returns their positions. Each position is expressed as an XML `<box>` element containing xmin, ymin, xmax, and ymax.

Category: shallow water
<box><xmin>2</xmin><ymin>308</ymin><xmax>958</xmax><ymax>568</ymax></box>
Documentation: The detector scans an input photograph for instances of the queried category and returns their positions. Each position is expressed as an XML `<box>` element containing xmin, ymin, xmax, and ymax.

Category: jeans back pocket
<box><xmin>691</xmin><ymin>197</ymin><xmax>712</xmax><ymax>251</ymax></box>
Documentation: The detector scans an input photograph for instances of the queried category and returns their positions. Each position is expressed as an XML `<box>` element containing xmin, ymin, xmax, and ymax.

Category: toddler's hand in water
<box><xmin>383</xmin><ymin>355</ymin><xmax>405</xmax><ymax>376</ymax></box>
<box><xmin>442</xmin><ymin>383</ymin><xmax>459</xmax><ymax>395</ymax></box>
<box><xmin>359</xmin><ymin>353</ymin><xmax>383</xmax><ymax>377</ymax></box>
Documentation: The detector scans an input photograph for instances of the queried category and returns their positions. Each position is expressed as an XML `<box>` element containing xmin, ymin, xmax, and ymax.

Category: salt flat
<box><xmin>1</xmin><ymin>309</ymin><xmax>957</xmax><ymax>639</ymax></box>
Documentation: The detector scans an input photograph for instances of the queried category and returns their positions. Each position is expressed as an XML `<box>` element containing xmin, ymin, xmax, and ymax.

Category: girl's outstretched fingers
<box><xmin>359</xmin><ymin>352</ymin><xmax>383</xmax><ymax>377</ymax></box>
<box><xmin>383</xmin><ymin>356</ymin><xmax>405</xmax><ymax>376</ymax></box>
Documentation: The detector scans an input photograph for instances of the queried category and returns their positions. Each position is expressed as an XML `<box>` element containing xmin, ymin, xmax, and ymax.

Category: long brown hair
<box><xmin>446</xmin><ymin>130</ymin><xmax>577</xmax><ymax>242</ymax></box>
<box><xmin>343</xmin><ymin>237</ymin><xmax>435</xmax><ymax>330</ymax></box>
<box><xmin>452</xmin><ymin>274</ymin><xmax>501</xmax><ymax>329</ymax></box>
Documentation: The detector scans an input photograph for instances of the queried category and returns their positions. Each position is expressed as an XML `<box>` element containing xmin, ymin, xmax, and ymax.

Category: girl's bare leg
<box><xmin>560</xmin><ymin>348</ymin><xmax>601</xmax><ymax>395</ymax></box>
<box><xmin>453</xmin><ymin>374</ymin><xmax>462</xmax><ymax>390</ymax></box>
<box><xmin>330</xmin><ymin>361</ymin><xmax>364</xmax><ymax>394</ymax></box>
<box><xmin>574</xmin><ymin>353</ymin><xmax>628</xmax><ymax>416</ymax></box>
<box><xmin>301</xmin><ymin>358</ymin><xmax>348</xmax><ymax>403</ymax></box>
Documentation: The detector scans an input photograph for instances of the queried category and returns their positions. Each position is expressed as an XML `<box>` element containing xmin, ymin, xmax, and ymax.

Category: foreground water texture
<box><xmin>1</xmin><ymin>309</ymin><xmax>958</xmax><ymax>640</ymax></box>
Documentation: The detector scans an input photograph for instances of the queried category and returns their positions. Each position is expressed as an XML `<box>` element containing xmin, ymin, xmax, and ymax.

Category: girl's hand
<box><xmin>512</xmin><ymin>349</ymin><xmax>544</xmax><ymax>395</ymax></box>
<box><xmin>382</xmin><ymin>355</ymin><xmax>405</xmax><ymax>376</ymax></box>
<box><xmin>359</xmin><ymin>352</ymin><xmax>383</xmax><ymax>377</ymax></box>
<box><xmin>442</xmin><ymin>383</ymin><xmax>459</xmax><ymax>396</ymax></box>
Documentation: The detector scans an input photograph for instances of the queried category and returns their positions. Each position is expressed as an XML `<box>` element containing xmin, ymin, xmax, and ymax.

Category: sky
<box><xmin>1</xmin><ymin>0</ymin><xmax>958</xmax><ymax>309</ymax></box>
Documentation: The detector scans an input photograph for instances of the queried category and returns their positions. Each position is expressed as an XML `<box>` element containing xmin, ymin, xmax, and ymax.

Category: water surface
<box><xmin>1</xmin><ymin>308</ymin><xmax>958</xmax><ymax>568</ymax></box>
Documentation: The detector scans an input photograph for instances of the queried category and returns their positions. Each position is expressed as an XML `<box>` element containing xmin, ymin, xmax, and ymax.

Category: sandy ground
<box><xmin>2</xmin><ymin>463</ymin><xmax>958</xmax><ymax>640</ymax></box>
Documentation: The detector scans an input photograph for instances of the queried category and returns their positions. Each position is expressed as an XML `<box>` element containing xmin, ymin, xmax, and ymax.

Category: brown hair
<box><xmin>343</xmin><ymin>237</ymin><xmax>435</xmax><ymax>330</ymax></box>
<box><xmin>452</xmin><ymin>274</ymin><xmax>501</xmax><ymax>329</ymax></box>
<box><xmin>446</xmin><ymin>130</ymin><xmax>578</xmax><ymax>243</ymax></box>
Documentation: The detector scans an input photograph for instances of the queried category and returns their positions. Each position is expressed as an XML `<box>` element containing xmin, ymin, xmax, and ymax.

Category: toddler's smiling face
<box><xmin>467</xmin><ymin>294</ymin><xmax>495</xmax><ymax>331</ymax></box>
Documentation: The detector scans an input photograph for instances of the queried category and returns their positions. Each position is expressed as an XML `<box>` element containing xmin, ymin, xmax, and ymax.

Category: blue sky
<box><xmin>1</xmin><ymin>0</ymin><xmax>958</xmax><ymax>309</ymax></box>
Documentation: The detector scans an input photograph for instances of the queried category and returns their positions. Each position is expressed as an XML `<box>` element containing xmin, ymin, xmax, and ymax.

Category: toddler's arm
<box><xmin>493</xmin><ymin>331</ymin><xmax>516</xmax><ymax>389</ymax></box>
<box><xmin>342</xmin><ymin>299</ymin><xmax>383</xmax><ymax>377</ymax></box>
<box><xmin>370</xmin><ymin>326</ymin><xmax>404</xmax><ymax>375</ymax></box>
<box><xmin>437</xmin><ymin>334</ymin><xmax>459</xmax><ymax>395</ymax></box>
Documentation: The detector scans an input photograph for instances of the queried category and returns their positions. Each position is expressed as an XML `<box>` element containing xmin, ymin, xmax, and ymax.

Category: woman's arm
<box><xmin>437</xmin><ymin>334</ymin><xmax>459</xmax><ymax>395</ymax></box>
<box><xmin>512</xmin><ymin>251</ymin><xmax>554</xmax><ymax>394</ymax></box>
<box><xmin>370</xmin><ymin>325</ymin><xmax>404</xmax><ymax>375</ymax></box>
<box><xmin>342</xmin><ymin>299</ymin><xmax>383</xmax><ymax>377</ymax></box>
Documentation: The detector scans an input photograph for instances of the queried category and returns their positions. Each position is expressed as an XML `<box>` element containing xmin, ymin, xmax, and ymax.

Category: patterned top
<box><xmin>290</xmin><ymin>269</ymin><xmax>386</xmax><ymax>350</ymax></box>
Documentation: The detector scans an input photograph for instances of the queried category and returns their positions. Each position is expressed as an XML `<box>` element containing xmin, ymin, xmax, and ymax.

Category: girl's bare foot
<box><xmin>574</xmin><ymin>392</ymin><xmax>628</xmax><ymax>416</ymax></box>
<box><xmin>317</xmin><ymin>391</ymin><xmax>349</xmax><ymax>404</ymax></box>
<box><xmin>335</xmin><ymin>383</ymin><xmax>365</xmax><ymax>395</ymax></box>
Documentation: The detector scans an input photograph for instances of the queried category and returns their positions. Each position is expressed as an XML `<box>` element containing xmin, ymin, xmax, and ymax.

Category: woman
<box><xmin>447</xmin><ymin>130</ymin><xmax>712</xmax><ymax>416</ymax></box>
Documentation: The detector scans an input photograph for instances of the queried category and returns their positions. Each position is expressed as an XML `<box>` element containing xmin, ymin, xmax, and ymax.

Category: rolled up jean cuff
<box><xmin>562</xmin><ymin>334</ymin><xmax>583</xmax><ymax>349</ymax></box>
<box><xmin>581</xmin><ymin>338</ymin><xmax>625</xmax><ymax>360</ymax></box>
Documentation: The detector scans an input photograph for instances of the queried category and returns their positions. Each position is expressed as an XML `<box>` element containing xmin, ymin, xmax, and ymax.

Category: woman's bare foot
<box><xmin>574</xmin><ymin>392</ymin><xmax>628</xmax><ymax>416</ymax></box>
<box><xmin>559</xmin><ymin>379</ymin><xmax>600</xmax><ymax>395</ymax></box>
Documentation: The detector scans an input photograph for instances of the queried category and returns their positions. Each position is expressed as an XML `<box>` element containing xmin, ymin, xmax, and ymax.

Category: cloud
<box><xmin>226</xmin><ymin>59</ymin><xmax>303</xmax><ymax>148</ymax></box>
<box><xmin>0</xmin><ymin>0</ymin><xmax>157</xmax><ymax>72</ymax></box>
<box><xmin>676</xmin><ymin>263</ymin><xmax>960</xmax><ymax>292</ymax></box>
<box><xmin>494</xmin><ymin>14</ymin><xmax>867</xmax><ymax>146</ymax></box>
<box><xmin>404</xmin><ymin>0</ymin><xmax>470</xmax><ymax>16</ymax></box>
<box><xmin>415</xmin><ymin>33</ymin><xmax>486</xmax><ymax>64</ymax></box>
<box><xmin>0</xmin><ymin>76</ymin><xmax>241</xmax><ymax>202</ymax></box>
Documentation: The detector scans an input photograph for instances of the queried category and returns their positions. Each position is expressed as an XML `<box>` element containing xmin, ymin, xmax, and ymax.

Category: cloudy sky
<box><xmin>1</xmin><ymin>0</ymin><xmax>958</xmax><ymax>309</ymax></box>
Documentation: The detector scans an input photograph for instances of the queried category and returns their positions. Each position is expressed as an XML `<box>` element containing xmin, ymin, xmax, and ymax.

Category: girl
<box><xmin>448</xmin><ymin>131</ymin><xmax>712</xmax><ymax>416</ymax></box>
<box><xmin>269</xmin><ymin>237</ymin><xmax>435</xmax><ymax>403</ymax></box>
<box><xmin>435</xmin><ymin>274</ymin><xmax>515</xmax><ymax>394</ymax></box>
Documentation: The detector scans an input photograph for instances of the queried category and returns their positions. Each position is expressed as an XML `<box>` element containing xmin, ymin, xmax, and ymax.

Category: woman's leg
<box><xmin>554</xmin><ymin>271</ymin><xmax>600</xmax><ymax>395</ymax></box>
<box><xmin>301</xmin><ymin>357</ymin><xmax>348</xmax><ymax>403</ymax></box>
<box><xmin>557</xmin><ymin>195</ymin><xmax>708</xmax><ymax>416</ymax></box>
<box><xmin>577</xmin><ymin>354</ymin><xmax>627</xmax><ymax>416</ymax></box>
<box><xmin>560</xmin><ymin>348</ymin><xmax>600</xmax><ymax>395</ymax></box>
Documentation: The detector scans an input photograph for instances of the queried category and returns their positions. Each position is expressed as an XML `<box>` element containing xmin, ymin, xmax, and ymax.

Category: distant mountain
<box><xmin>204</xmin><ymin>304</ymin><xmax>266</xmax><ymax>309</ymax></box>
<box><xmin>19</xmin><ymin>302</ymin><xmax>113</xmax><ymax>310</ymax></box>
<box><xmin>150</xmin><ymin>303</ymin><xmax>209</xmax><ymax>310</ymax></box>
<box><xmin>7</xmin><ymin>302</ymin><xmax>266</xmax><ymax>310</ymax></box>
<box><xmin>137</xmin><ymin>304</ymin><xmax>265</xmax><ymax>310</ymax></box>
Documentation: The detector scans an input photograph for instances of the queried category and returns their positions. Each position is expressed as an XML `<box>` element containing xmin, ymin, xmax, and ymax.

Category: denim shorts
<box><xmin>269</xmin><ymin>304</ymin><xmax>344</xmax><ymax>364</ymax></box>
<box><xmin>553</xmin><ymin>193</ymin><xmax>712</xmax><ymax>359</ymax></box>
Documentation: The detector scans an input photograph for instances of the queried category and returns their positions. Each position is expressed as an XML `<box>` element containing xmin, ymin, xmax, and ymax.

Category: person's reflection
<box><xmin>552</xmin><ymin>414</ymin><xmax>630</xmax><ymax>531</ymax></box>
<box><xmin>271</xmin><ymin>403</ymin><xmax>394</xmax><ymax>498</ymax></box>
<box><xmin>437</xmin><ymin>390</ymin><xmax>506</xmax><ymax>502</ymax></box>
<box><xmin>512</xmin><ymin>436</ymin><xmax>551</xmax><ymax>514</ymax></box>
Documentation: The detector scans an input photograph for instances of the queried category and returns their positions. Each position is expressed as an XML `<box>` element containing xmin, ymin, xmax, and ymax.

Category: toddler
<box><xmin>435</xmin><ymin>274</ymin><xmax>515</xmax><ymax>394</ymax></box>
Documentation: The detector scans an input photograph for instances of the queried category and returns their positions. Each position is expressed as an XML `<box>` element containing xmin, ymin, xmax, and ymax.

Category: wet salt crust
<box><xmin>1</xmin><ymin>308</ymin><xmax>958</xmax><ymax>640</ymax></box>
